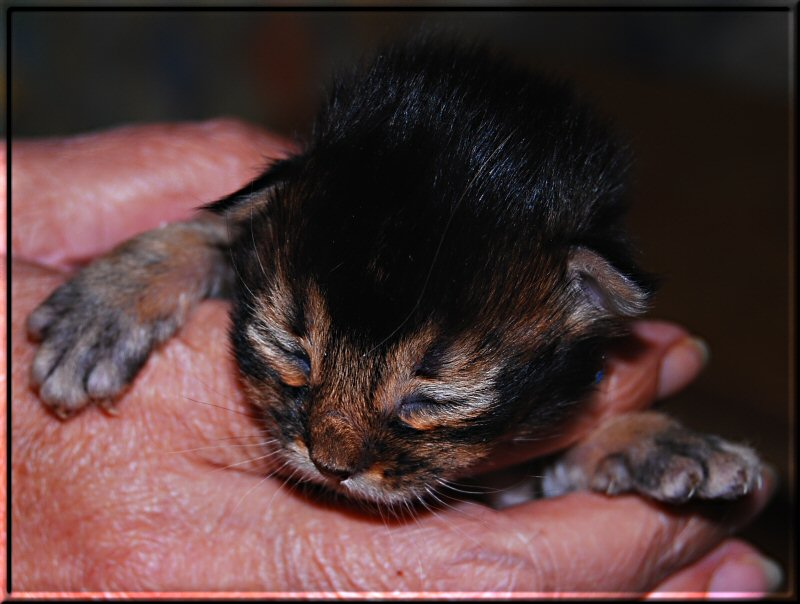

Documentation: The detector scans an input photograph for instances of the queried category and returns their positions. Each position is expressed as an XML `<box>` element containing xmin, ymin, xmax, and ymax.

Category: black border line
<box><xmin>3</xmin><ymin>2</ymin><xmax>796</xmax><ymax>601</ymax></box>
<box><xmin>2</xmin><ymin>3</ymin><xmax>796</xmax><ymax>13</ymax></box>
<box><xmin>5</xmin><ymin>6</ymin><xmax>12</xmax><ymax>598</ymax></box>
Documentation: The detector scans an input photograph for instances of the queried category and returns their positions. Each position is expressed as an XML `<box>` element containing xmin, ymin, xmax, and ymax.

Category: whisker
<box><xmin>327</xmin><ymin>260</ymin><xmax>345</xmax><ymax>275</ymax></box>
<box><xmin>226</xmin><ymin>213</ymin><xmax>259</xmax><ymax>302</ymax></box>
<box><xmin>182</xmin><ymin>396</ymin><xmax>257</xmax><ymax>419</ymax></box>
<box><xmin>423</xmin><ymin>486</ymin><xmax>485</xmax><ymax>546</ymax></box>
<box><xmin>209</xmin><ymin>434</ymin><xmax>274</xmax><ymax>441</ymax></box>
<box><xmin>264</xmin><ymin>466</ymin><xmax>301</xmax><ymax>510</ymax></box>
<box><xmin>408</xmin><ymin>495</ymin><xmax>436</xmax><ymax>587</ymax></box>
<box><xmin>250</xmin><ymin>205</ymin><xmax>269</xmax><ymax>281</ymax></box>
<box><xmin>164</xmin><ymin>441</ymin><xmax>275</xmax><ymax>455</ymax></box>
<box><xmin>416</xmin><ymin>493</ymin><xmax>451</xmax><ymax>532</ymax></box>
<box><xmin>229</xmin><ymin>460</ymin><xmax>292</xmax><ymax>515</ymax></box>
<box><xmin>275</xmin><ymin>465</ymin><xmax>303</xmax><ymax>501</ymax></box>
<box><xmin>386</xmin><ymin>496</ymin><xmax>431</xmax><ymax>590</ymax></box>
<box><xmin>436</xmin><ymin>478</ymin><xmax>502</xmax><ymax>495</ymax></box>
<box><xmin>190</xmin><ymin>376</ymin><xmax>254</xmax><ymax>410</ymax></box>
<box><xmin>374</xmin><ymin>497</ymin><xmax>400</xmax><ymax>562</ymax></box>
<box><xmin>208</xmin><ymin>448</ymin><xmax>284</xmax><ymax>474</ymax></box>
<box><xmin>514</xmin><ymin>427</ymin><xmax>566</xmax><ymax>443</ymax></box>
<box><xmin>425</xmin><ymin>485</ymin><xmax>465</xmax><ymax>510</ymax></box>
<box><xmin>409</xmin><ymin>495</ymin><xmax>434</xmax><ymax>534</ymax></box>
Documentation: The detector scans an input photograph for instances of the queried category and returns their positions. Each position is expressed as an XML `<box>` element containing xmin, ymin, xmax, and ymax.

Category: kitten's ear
<box><xmin>201</xmin><ymin>157</ymin><xmax>298</xmax><ymax>220</ymax></box>
<box><xmin>568</xmin><ymin>246</ymin><xmax>650</xmax><ymax>319</ymax></box>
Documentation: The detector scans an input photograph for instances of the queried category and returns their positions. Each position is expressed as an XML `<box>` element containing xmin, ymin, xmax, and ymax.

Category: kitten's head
<box><xmin>224</xmin><ymin>172</ymin><xmax>651</xmax><ymax>506</ymax></box>
<box><xmin>216</xmin><ymin>38</ymin><xmax>654</xmax><ymax>506</ymax></box>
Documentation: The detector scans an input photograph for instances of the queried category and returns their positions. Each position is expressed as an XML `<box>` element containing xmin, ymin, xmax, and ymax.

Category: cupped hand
<box><xmin>9</xmin><ymin>121</ymin><xmax>779</xmax><ymax>594</ymax></box>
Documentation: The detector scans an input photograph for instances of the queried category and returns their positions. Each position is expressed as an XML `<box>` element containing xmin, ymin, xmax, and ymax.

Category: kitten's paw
<box><xmin>27</xmin><ymin>273</ymin><xmax>177</xmax><ymax>418</ymax></box>
<box><xmin>542</xmin><ymin>412</ymin><xmax>763</xmax><ymax>504</ymax></box>
<box><xmin>589</xmin><ymin>429</ymin><xmax>762</xmax><ymax>503</ymax></box>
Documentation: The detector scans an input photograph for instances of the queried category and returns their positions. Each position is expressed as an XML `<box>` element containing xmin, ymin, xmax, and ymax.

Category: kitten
<box><xmin>27</xmin><ymin>36</ymin><xmax>761</xmax><ymax>507</ymax></box>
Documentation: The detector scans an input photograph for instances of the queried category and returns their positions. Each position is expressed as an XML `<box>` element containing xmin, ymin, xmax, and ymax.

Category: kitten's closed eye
<box><xmin>290</xmin><ymin>349</ymin><xmax>311</xmax><ymax>377</ymax></box>
<box><xmin>396</xmin><ymin>392</ymin><xmax>467</xmax><ymax>432</ymax></box>
<box><xmin>271</xmin><ymin>347</ymin><xmax>311</xmax><ymax>388</ymax></box>
<box><xmin>397</xmin><ymin>393</ymin><xmax>441</xmax><ymax>418</ymax></box>
<box><xmin>245</xmin><ymin>321</ymin><xmax>311</xmax><ymax>387</ymax></box>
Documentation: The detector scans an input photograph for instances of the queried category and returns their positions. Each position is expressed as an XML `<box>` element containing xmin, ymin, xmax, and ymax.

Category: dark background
<box><xmin>10</xmin><ymin>8</ymin><xmax>794</xmax><ymax>591</ymax></box>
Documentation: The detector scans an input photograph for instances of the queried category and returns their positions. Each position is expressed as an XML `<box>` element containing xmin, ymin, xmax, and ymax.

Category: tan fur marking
<box><xmin>132</xmin><ymin>229</ymin><xmax>221</xmax><ymax>322</ymax></box>
<box><xmin>245</xmin><ymin>319</ymin><xmax>309</xmax><ymax>388</ymax></box>
<box><xmin>373</xmin><ymin>323</ymin><xmax>440</xmax><ymax>412</ymax></box>
<box><xmin>245</xmin><ymin>274</ymin><xmax>339</xmax><ymax>390</ymax></box>
<box><xmin>567</xmin><ymin>246</ymin><xmax>648</xmax><ymax>322</ymax></box>
<box><xmin>222</xmin><ymin>187</ymin><xmax>273</xmax><ymax>224</ymax></box>
<box><xmin>82</xmin><ymin>215</ymin><xmax>232</xmax><ymax>327</ymax></box>
<box><xmin>301</xmin><ymin>283</ymin><xmax>332</xmax><ymax>386</ymax></box>
<box><xmin>375</xmin><ymin>328</ymin><xmax>502</xmax><ymax>430</ymax></box>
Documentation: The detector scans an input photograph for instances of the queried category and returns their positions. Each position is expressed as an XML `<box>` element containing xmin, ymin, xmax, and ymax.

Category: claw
<box><xmin>52</xmin><ymin>405</ymin><xmax>74</xmax><ymax>421</ymax></box>
<box><xmin>99</xmin><ymin>400</ymin><xmax>120</xmax><ymax>416</ymax></box>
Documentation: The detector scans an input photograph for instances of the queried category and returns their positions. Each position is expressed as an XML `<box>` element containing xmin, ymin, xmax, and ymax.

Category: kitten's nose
<box><xmin>312</xmin><ymin>459</ymin><xmax>354</xmax><ymax>482</ymax></box>
<box><xmin>307</xmin><ymin>408</ymin><xmax>368</xmax><ymax>481</ymax></box>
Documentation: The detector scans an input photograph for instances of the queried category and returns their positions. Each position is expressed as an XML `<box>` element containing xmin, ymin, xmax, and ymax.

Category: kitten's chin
<box><xmin>312</xmin><ymin>464</ymin><xmax>425</xmax><ymax>506</ymax></box>
<box><xmin>278</xmin><ymin>440</ymin><xmax>423</xmax><ymax>506</ymax></box>
<box><xmin>340</xmin><ymin>474</ymin><xmax>430</xmax><ymax>506</ymax></box>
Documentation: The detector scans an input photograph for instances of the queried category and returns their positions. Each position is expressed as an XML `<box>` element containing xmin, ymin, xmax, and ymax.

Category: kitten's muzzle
<box><xmin>307</xmin><ymin>410</ymin><xmax>371</xmax><ymax>481</ymax></box>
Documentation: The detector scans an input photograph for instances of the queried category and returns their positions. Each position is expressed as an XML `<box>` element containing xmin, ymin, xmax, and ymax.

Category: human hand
<box><xmin>9</xmin><ymin>121</ymin><xmax>780</xmax><ymax>595</ymax></box>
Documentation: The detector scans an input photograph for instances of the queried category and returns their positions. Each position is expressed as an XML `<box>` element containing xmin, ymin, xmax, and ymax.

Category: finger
<box><xmin>469</xmin><ymin>467</ymin><xmax>777</xmax><ymax>593</ymax></box>
<box><xmin>625</xmin><ymin>320</ymin><xmax>710</xmax><ymax>400</ymax></box>
<box><xmin>561</xmin><ymin>320</ymin><xmax>709</xmax><ymax>441</ymax></box>
<box><xmin>269</xmin><ymin>466</ymin><xmax>775</xmax><ymax>592</ymax></box>
<box><xmin>596</xmin><ymin>319</ymin><xmax>709</xmax><ymax>410</ymax></box>
<box><xmin>12</xmin><ymin>119</ymin><xmax>295</xmax><ymax>269</ymax></box>
<box><xmin>646</xmin><ymin>538</ymin><xmax>784</xmax><ymax>598</ymax></box>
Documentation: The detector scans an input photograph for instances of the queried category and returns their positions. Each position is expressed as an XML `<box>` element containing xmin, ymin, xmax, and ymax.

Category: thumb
<box><xmin>647</xmin><ymin>538</ymin><xmax>784</xmax><ymax>597</ymax></box>
<box><xmin>486</xmin><ymin>468</ymin><xmax>776</xmax><ymax>593</ymax></box>
<box><xmin>12</xmin><ymin>119</ymin><xmax>294</xmax><ymax>269</ymax></box>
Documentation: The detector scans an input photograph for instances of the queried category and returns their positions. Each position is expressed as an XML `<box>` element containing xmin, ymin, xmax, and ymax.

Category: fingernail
<box><xmin>690</xmin><ymin>336</ymin><xmax>711</xmax><ymax>366</ymax></box>
<box><xmin>657</xmin><ymin>336</ymin><xmax>710</xmax><ymax>399</ymax></box>
<box><xmin>708</xmin><ymin>554</ymin><xmax>783</xmax><ymax>596</ymax></box>
<box><xmin>759</xmin><ymin>557</ymin><xmax>785</xmax><ymax>592</ymax></box>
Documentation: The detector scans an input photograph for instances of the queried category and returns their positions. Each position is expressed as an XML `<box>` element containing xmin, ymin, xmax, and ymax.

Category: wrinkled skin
<box><xmin>7</xmin><ymin>121</ymin><xmax>778</xmax><ymax>594</ymax></box>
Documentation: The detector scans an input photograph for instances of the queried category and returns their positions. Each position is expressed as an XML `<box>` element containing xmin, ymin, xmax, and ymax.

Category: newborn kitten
<box><xmin>27</xmin><ymin>37</ymin><xmax>761</xmax><ymax>507</ymax></box>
